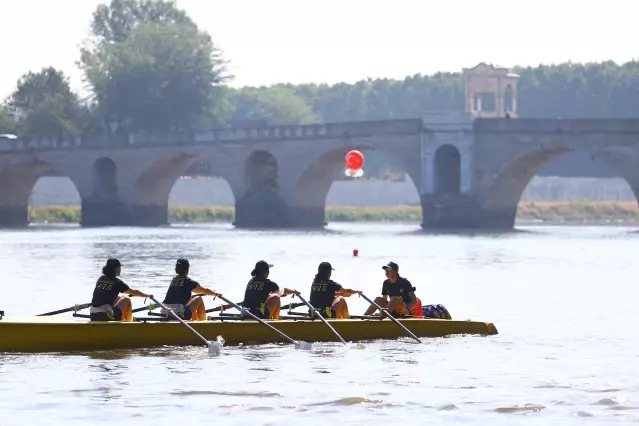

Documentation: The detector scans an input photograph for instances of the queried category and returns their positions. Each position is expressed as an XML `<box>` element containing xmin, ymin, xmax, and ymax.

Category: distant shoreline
<box><xmin>26</xmin><ymin>202</ymin><xmax>639</xmax><ymax>225</ymax></box>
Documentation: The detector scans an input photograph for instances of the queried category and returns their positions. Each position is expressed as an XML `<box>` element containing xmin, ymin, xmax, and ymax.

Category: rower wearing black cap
<box><xmin>162</xmin><ymin>258</ymin><xmax>221</xmax><ymax>321</ymax></box>
<box><xmin>89</xmin><ymin>258</ymin><xmax>152</xmax><ymax>322</ymax></box>
<box><xmin>309</xmin><ymin>262</ymin><xmax>360</xmax><ymax>319</ymax></box>
<box><xmin>363</xmin><ymin>261</ymin><xmax>423</xmax><ymax>318</ymax></box>
<box><xmin>241</xmin><ymin>260</ymin><xmax>299</xmax><ymax>320</ymax></box>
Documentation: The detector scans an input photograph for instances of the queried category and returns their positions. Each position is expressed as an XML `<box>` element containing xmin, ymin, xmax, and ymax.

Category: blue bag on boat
<box><xmin>422</xmin><ymin>304</ymin><xmax>451</xmax><ymax>319</ymax></box>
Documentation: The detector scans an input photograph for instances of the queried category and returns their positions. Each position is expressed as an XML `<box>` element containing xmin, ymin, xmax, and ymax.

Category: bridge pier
<box><xmin>129</xmin><ymin>205</ymin><xmax>169</xmax><ymax>227</ymax></box>
<box><xmin>234</xmin><ymin>192</ymin><xmax>290</xmax><ymax>228</ymax></box>
<box><xmin>476</xmin><ymin>206</ymin><xmax>519</xmax><ymax>229</ymax></box>
<box><xmin>287</xmin><ymin>206</ymin><xmax>326</xmax><ymax>228</ymax></box>
<box><xmin>421</xmin><ymin>197</ymin><xmax>522</xmax><ymax>230</ymax></box>
<box><xmin>81</xmin><ymin>197</ymin><xmax>132</xmax><ymax>226</ymax></box>
<box><xmin>421</xmin><ymin>194</ymin><xmax>482</xmax><ymax>229</ymax></box>
<box><xmin>0</xmin><ymin>207</ymin><xmax>29</xmax><ymax>228</ymax></box>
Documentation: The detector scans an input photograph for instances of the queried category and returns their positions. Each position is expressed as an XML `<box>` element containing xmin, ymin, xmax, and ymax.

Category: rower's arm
<box><xmin>193</xmin><ymin>283</ymin><xmax>221</xmax><ymax>297</ymax></box>
<box><xmin>281</xmin><ymin>288</ymin><xmax>299</xmax><ymax>296</ymax></box>
<box><xmin>337</xmin><ymin>288</ymin><xmax>360</xmax><ymax>297</ymax></box>
<box><xmin>124</xmin><ymin>288</ymin><xmax>153</xmax><ymax>298</ymax></box>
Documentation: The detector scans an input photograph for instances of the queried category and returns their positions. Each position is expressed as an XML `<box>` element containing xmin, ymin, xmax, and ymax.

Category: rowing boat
<box><xmin>0</xmin><ymin>314</ymin><xmax>498</xmax><ymax>353</ymax></box>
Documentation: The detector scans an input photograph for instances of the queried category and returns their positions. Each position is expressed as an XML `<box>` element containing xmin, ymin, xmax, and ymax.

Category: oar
<box><xmin>359</xmin><ymin>293</ymin><xmax>422</xmax><ymax>343</ymax></box>
<box><xmin>36</xmin><ymin>303</ymin><xmax>91</xmax><ymax>317</ymax></box>
<box><xmin>216</xmin><ymin>295</ymin><xmax>313</xmax><ymax>350</ymax></box>
<box><xmin>293</xmin><ymin>294</ymin><xmax>347</xmax><ymax>345</ymax></box>
<box><xmin>150</xmin><ymin>296</ymin><xmax>221</xmax><ymax>355</ymax></box>
<box><xmin>206</xmin><ymin>301</ymin><xmax>306</xmax><ymax>314</ymax></box>
<box><xmin>206</xmin><ymin>302</ymin><xmax>243</xmax><ymax>313</ymax></box>
<box><xmin>132</xmin><ymin>304</ymin><xmax>154</xmax><ymax>313</ymax></box>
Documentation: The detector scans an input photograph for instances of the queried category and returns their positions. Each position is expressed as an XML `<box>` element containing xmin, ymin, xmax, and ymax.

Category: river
<box><xmin>1</xmin><ymin>223</ymin><xmax>638</xmax><ymax>425</ymax></box>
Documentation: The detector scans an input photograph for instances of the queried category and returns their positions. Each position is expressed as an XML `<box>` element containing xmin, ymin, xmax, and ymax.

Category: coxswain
<box><xmin>309</xmin><ymin>262</ymin><xmax>360</xmax><ymax>319</ymax></box>
<box><xmin>363</xmin><ymin>261</ymin><xmax>423</xmax><ymax>318</ymax></box>
<box><xmin>242</xmin><ymin>260</ymin><xmax>298</xmax><ymax>320</ymax></box>
<box><xmin>162</xmin><ymin>258</ymin><xmax>221</xmax><ymax>321</ymax></box>
<box><xmin>89</xmin><ymin>258</ymin><xmax>152</xmax><ymax>322</ymax></box>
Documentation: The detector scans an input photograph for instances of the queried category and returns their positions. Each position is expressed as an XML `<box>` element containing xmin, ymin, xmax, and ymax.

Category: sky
<box><xmin>1</xmin><ymin>0</ymin><xmax>638</xmax><ymax>99</ymax></box>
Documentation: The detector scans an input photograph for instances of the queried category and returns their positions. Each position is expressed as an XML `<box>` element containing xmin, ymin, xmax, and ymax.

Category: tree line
<box><xmin>2</xmin><ymin>0</ymin><xmax>639</xmax><ymax>142</ymax></box>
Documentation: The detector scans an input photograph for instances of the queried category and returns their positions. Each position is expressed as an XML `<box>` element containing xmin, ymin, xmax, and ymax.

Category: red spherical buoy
<box><xmin>353</xmin><ymin>249</ymin><xmax>359</xmax><ymax>257</ymax></box>
<box><xmin>345</xmin><ymin>150</ymin><xmax>364</xmax><ymax>170</ymax></box>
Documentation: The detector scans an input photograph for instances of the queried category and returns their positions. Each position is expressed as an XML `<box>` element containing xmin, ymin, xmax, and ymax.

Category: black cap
<box><xmin>251</xmin><ymin>260</ymin><xmax>273</xmax><ymax>276</ymax></box>
<box><xmin>176</xmin><ymin>258</ymin><xmax>190</xmax><ymax>267</ymax></box>
<box><xmin>382</xmin><ymin>261</ymin><xmax>398</xmax><ymax>271</ymax></box>
<box><xmin>106</xmin><ymin>258</ymin><xmax>121</xmax><ymax>269</ymax></box>
<box><xmin>318</xmin><ymin>262</ymin><xmax>335</xmax><ymax>273</ymax></box>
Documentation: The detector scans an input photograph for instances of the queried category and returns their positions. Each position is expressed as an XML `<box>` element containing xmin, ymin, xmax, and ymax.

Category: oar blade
<box><xmin>207</xmin><ymin>341</ymin><xmax>222</xmax><ymax>356</ymax></box>
<box><xmin>207</xmin><ymin>335</ymin><xmax>225</xmax><ymax>356</ymax></box>
<box><xmin>294</xmin><ymin>340</ymin><xmax>314</xmax><ymax>351</ymax></box>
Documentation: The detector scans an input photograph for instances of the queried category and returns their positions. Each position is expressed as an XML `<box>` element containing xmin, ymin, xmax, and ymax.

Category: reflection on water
<box><xmin>1</xmin><ymin>223</ymin><xmax>639</xmax><ymax>425</ymax></box>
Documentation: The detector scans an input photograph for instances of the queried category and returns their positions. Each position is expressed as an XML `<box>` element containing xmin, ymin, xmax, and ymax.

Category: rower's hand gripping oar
<box><xmin>359</xmin><ymin>292</ymin><xmax>422</xmax><ymax>343</ymax></box>
<box><xmin>37</xmin><ymin>303</ymin><xmax>92</xmax><ymax>317</ymax></box>
<box><xmin>293</xmin><ymin>293</ymin><xmax>347</xmax><ymax>345</ymax></box>
<box><xmin>216</xmin><ymin>295</ymin><xmax>313</xmax><ymax>351</ymax></box>
<box><xmin>150</xmin><ymin>296</ymin><xmax>221</xmax><ymax>356</ymax></box>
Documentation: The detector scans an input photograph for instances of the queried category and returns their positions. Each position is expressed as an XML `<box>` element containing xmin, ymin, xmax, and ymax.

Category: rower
<box><xmin>309</xmin><ymin>262</ymin><xmax>360</xmax><ymax>319</ymax></box>
<box><xmin>162</xmin><ymin>258</ymin><xmax>221</xmax><ymax>321</ymax></box>
<box><xmin>241</xmin><ymin>260</ymin><xmax>298</xmax><ymax>320</ymax></box>
<box><xmin>363</xmin><ymin>261</ymin><xmax>423</xmax><ymax>318</ymax></box>
<box><xmin>90</xmin><ymin>258</ymin><xmax>152</xmax><ymax>322</ymax></box>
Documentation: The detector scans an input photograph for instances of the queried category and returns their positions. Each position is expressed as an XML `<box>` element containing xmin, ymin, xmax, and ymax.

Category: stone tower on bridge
<box><xmin>463</xmin><ymin>63</ymin><xmax>519</xmax><ymax>118</ymax></box>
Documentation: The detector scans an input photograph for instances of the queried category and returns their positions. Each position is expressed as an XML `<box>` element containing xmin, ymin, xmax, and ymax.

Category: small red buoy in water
<box><xmin>344</xmin><ymin>150</ymin><xmax>364</xmax><ymax>177</ymax></box>
<box><xmin>353</xmin><ymin>249</ymin><xmax>359</xmax><ymax>257</ymax></box>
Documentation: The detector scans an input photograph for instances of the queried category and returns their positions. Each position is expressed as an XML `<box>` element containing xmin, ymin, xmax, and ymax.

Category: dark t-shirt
<box><xmin>242</xmin><ymin>277</ymin><xmax>279</xmax><ymax>311</ymax></box>
<box><xmin>309</xmin><ymin>279</ymin><xmax>343</xmax><ymax>310</ymax></box>
<box><xmin>163</xmin><ymin>275</ymin><xmax>198</xmax><ymax>305</ymax></box>
<box><xmin>381</xmin><ymin>276</ymin><xmax>415</xmax><ymax>305</ymax></box>
<box><xmin>91</xmin><ymin>275</ymin><xmax>130</xmax><ymax>307</ymax></box>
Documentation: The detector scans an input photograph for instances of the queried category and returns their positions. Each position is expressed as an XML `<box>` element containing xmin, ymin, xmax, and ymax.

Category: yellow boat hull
<box><xmin>0</xmin><ymin>316</ymin><xmax>498</xmax><ymax>353</ymax></box>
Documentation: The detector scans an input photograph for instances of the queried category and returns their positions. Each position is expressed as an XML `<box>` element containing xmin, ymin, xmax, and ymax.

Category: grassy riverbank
<box><xmin>26</xmin><ymin>202</ymin><xmax>639</xmax><ymax>224</ymax></box>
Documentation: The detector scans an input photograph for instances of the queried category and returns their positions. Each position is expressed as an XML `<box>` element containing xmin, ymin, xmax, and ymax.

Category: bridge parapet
<box><xmin>0</xmin><ymin>136</ymin><xmax>82</xmax><ymax>153</ymax></box>
<box><xmin>0</xmin><ymin>119</ymin><xmax>425</xmax><ymax>153</ymax></box>
<box><xmin>474</xmin><ymin>118</ymin><xmax>639</xmax><ymax>134</ymax></box>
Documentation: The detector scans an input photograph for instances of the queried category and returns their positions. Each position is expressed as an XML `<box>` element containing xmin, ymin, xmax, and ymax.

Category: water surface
<box><xmin>1</xmin><ymin>223</ymin><xmax>638</xmax><ymax>425</ymax></box>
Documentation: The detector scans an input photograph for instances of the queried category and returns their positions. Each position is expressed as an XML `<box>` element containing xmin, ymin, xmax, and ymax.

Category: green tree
<box><xmin>0</xmin><ymin>106</ymin><xmax>17</xmax><ymax>134</ymax></box>
<box><xmin>90</xmin><ymin>0</ymin><xmax>193</xmax><ymax>44</ymax></box>
<box><xmin>80</xmin><ymin>0</ymin><xmax>229</xmax><ymax>133</ymax></box>
<box><xmin>229</xmin><ymin>60</ymin><xmax>639</xmax><ymax>124</ymax></box>
<box><xmin>228</xmin><ymin>85</ymin><xmax>318</xmax><ymax>125</ymax></box>
<box><xmin>8</xmin><ymin>67</ymin><xmax>81</xmax><ymax>140</ymax></box>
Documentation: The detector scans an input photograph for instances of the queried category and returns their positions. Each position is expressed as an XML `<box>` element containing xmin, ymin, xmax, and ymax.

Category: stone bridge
<box><xmin>0</xmin><ymin>114</ymin><xmax>638</xmax><ymax>229</ymax></box>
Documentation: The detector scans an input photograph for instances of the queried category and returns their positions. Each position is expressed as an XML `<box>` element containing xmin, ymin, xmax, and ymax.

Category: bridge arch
<box><xmin>291</xmin><ymin>146</ymin><xmax>421</xmax><ymax>227</ymax></box>
<box><xmin>481</xmin><ymin>147</ymin><xmax>639</xmax><ymax>228</ymax></box>
<box><xmin>0</xmin><ymin>159</ymin><xmax>82</xmax><ymax>227</ymax></box>
<box><xmin>130</xmin><ymin>154</ymin><xmax>239</xmax><ymax>226</ymax></box>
